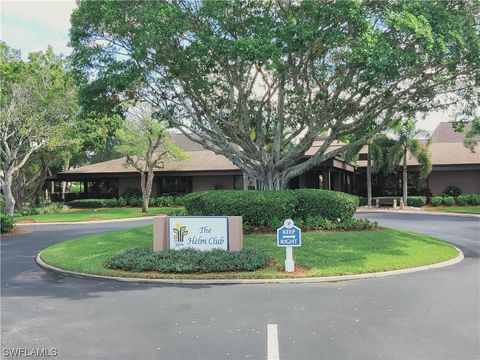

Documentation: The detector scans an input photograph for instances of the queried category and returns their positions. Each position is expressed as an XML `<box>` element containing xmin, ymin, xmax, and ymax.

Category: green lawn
<box><xmin>425</xmin><ymin>206</ymin><xmax>480</xmax><ymax>215</ymax></box>
<box><xmin>15</xmin><ymin>207</ymin><xmax>180</xmax><ymax>223</ymax></box>
<box><xmin>40</xmin><ymin>226</ymin><xmax>458</xmax><ymax>279</ymax></box>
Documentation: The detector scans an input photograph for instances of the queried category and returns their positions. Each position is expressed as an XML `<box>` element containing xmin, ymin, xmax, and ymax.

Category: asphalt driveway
<box><xmin>1</xmin><ymin>213</ymin><xmax>479</xmax><ymax>359</ymax></box>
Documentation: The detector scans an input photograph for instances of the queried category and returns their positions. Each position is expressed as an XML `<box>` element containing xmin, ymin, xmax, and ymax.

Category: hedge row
<box><xmin>107</xmin><ymin>248</ymin><xmax>271</xmax><ymax>273</ymax></box>
<box><xmin>183</xmin><ymin>189</ymin><xmax>359</xmax><ymax>226</ymax></box>
<box><xmin>68</xmin><ymin>196</ymin><xmax>184</xmax><ymax>208</ymax></box>
<box><xmin>431</xmin><ymin>194</ymin><xmax>480</xmax><ymax>207</ymax></box>
<box><xmin>359</xmin><ymin>196</ymin><xmax>426</xmax><ymax>207</ymax></box>
<box><xmin>1</xmin><ymin>214</ymin><xmax>16</xmax><ymax>233</ymax></box>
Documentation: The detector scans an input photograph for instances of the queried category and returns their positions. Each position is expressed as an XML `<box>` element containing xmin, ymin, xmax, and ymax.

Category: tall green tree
<box><xmin>388</xmin><ymin>120</ymin><xmax>432</xmax><ymax>205</ymax></box>
<box><xmin>115</xmin><ymin>106</ymin><xmax>187</xmax><ymax>212</ymax></box>
<box><xmin>71</xmin><ymin>0</ymin><xmax>479</xmax><ymax>190</ymax></box>
<box><xmin>453</xmin><ymin>117</ymin><xmax>480</xmax><ymax>152</ymax></box>
<box><xmin>0</xmin><ymin>43</ymin><xmax>79</xmax><ymax>215</ymax></box>
<box><xmin>463</xmin><ymin>118</ymin><xmax>480</xmax><ymax>152</ymax></box>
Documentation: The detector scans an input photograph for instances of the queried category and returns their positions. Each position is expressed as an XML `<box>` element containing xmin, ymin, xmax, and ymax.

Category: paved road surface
<box><xmin>1</xmin><ymin>213</ymin><xmax>479</xmax><ymax>359</ymax></box>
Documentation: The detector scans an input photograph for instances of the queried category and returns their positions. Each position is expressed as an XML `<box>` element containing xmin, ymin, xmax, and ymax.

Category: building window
<box><xmin>158</xmin><ymin>177</ymin><xmax>192</xmax><ymax>195</ymax></box>
<box><xmin>85</xmin><ymin>179</ymin><xmax>118</xmax><ymax>197</ymax></box>
<box><xmin>234</xmin><ymin>176</ymin><xmax>243</xmax><ymax>190</ymax></box>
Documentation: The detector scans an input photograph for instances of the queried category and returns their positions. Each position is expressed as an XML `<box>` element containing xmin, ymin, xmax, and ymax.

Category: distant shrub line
<box><xmin>68</xmin><ymin>196</ymin><xmax>185</xmax><ymax>208</ymax></box>
<box><xmin>358</xmin><ymin>196</ymin><xmax>427</xmax><ymax>207</ymax></box>
<box><xmin>431</xmin><ymin>194</ymin><xmax>480</xmax><ymax>207</ymax></box>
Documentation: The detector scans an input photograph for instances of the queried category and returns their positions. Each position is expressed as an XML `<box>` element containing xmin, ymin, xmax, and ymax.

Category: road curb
<box><xmin>35</xmin><ymin>247</ymin><xmax>464</xmax><ymax>285</ymax></box>
<box><xmin>356</xmin><ymin>208</ymin><xmax>480</xmax><ymax>218</ymax></box>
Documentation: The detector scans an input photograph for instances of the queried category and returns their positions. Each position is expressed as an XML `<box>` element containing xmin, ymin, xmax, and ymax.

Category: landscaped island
<box><xmin>40</xmin><ymin>225</ymin><xmax>458</xmax><ymax>280</ymax></box>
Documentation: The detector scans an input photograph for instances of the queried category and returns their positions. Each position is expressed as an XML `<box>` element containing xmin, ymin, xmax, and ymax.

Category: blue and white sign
<box><xmin>168</xmin><ymin>216</ymin><xmax>228</xmax><ymax>251</ymax></box>
<box><xmin>277</xmin><ymin>219</ymin><xmax>301</xmax><ymax>247</ymax></box>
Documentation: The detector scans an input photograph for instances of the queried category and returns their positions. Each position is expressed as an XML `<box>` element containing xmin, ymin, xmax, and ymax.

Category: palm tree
<box><xmin>344</xmin><ymin>134</ymin><xmax>394</xmax><ymax>207</ymax></box>
<box><xmin>363</xmin><ymin>135</ymin><xmax>398</xmax><ymax>206</ymax></box>
<box><xmin>388</xmin><ymin>120</ymin><xmax>432</xmax><ymax>205</ymax></box>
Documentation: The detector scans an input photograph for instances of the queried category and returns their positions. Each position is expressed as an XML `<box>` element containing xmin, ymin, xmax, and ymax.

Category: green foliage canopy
<box><xmin>70</xmin><ymin>0</ymin><xmax>480</xmax><ymax>189</ymax></box>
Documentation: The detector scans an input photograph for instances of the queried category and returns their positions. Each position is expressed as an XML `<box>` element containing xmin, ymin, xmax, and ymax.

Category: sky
<box><xmin>0</xmin><ymin>0</ymin><xmax>458</xmax><ymax>132</ymax></box>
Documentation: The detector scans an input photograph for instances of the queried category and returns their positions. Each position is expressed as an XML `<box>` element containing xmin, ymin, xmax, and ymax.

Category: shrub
<box><xmin>266</xmin><ymin>217</ymin><xmax>284</xmax><ymax>229</ymax></box>
<box><xmin>37</xmin><ymin>203</ymin><xmax>64</xmax><ymax>214</ymax></box>
<box><xmin>431</xmin><ymin>196</ymin><xmax>443</xmax><ymax>207</ymax></box>
<box><xmin>455</xmin><ymin>195</ymin><xmax>468</xmax><ymax>206</ymax></box>
<box><xmin>183</xmin><ymin>190</ymin><xmax>298</xmax><ymax>226</ymax></box>
<box><xmin>173</xmin><ymin>196</ymin><xmax>185</xmax><ymax>206</ymax></box>
<box><xmin>68</xmin><ymin>199</ymin><xmax>107</xmax><ymax>208</ymax></box>
<box><xmin>1</xmin><ymin>214</ymin><xmax>16</xmax><ymax>233</ymax></box>
<box><xmin>117</xmin><ymin>197</ymin><xmax>127</xmax><ymax>207</ymax></box>
<box><xmin>105</xmin><ymin>198</ymin><xmax>119</xmax><ymax>207</ymax></box>
<box><xmin>155</xmin><ymin>196</ymin><xmax>175</xmax><ymax>207</ymax></box>
<box><xmin>120</xmin><ymin>187</ymin><xmax>142</xmax><ymax>199</ymax></box>
<box><xmin>467</xmin><ymin>194</ymin><xmax>480</xmax><ymax>205</ymax></box>
<box><xmin>358</xmin><ymin>197</ymin><xmax>367</xmax><ymax>206</ymax></box>
<box><xmin>442</xmin><ymin>196</ymin><xmax>455</xmax><ymax>206</ymax></box>
<box><xmin>442</xmin><ymin>185</ymin><xmax>462</xmax><ymax>197</ymax></box>
<box><xmin>367</xmin><ymin>196</ymin><xmax>425</xmax><ymax>207</ymax></box>
<box><xmin>148</xmin><ymin>197</ymin><xmax>156</xmax><ymax>207</ymax></box>
<box><xmin>127</xmin><ymin>197</ymin><xmax>143</xmax><ymax>207</ymax></box>
<box><xmin>15</xmin><ymin>205</ymin><xmax>40</xmax><ymax>216</ymax></box>
<box><xmin>331</xmin><ymin>218</ymin><xmax>379</xmax><ymax>231</ymax></box>
<box><xmin>419</xmin><ymin>188</ymin><xmax>433</xmax><ymax>204</ymax></box>
<box><xmin>301</xmin><ymin>216</ymin><xmax>378</xmax><ymax>231</ymax></box>
<box><xmin>169</xmin><ymin>208</ymin><xmax>188</xmax><ymax>216</ymax></box>
<box><xmin>406</xmin><ymin>196</ymin><xmax>427</xmax><ymax>207</ymax></box>
<box><xmin>16</xmin><ymin>202</ymin><xmax>64</xmax><ymax>215</ymax></box>
<box><xmin>184</xmin><ymin>189</ymin><xmax>359</xmax><ymax>226</ymax></box>
<box><xmin>294</xmin><ymin>189</ymin><xmax>359</xmax><ymax>221</ymax></box>
<box><xmin>106</xmin><ymin>248</ymin><xmax>271</xmax><ymax>273</ymax></box>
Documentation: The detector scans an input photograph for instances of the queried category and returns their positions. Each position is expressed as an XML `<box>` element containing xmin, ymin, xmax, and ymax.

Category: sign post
<box><xmin>276</xmin><ymin>219</ymin><xmax>301</xmax><ymax>272</ymax></box>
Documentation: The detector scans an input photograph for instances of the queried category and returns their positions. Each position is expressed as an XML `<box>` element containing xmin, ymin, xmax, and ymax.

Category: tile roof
<box><xmin>62</xmin><ymin>150</ymin><xmax>239</xmax><ymax>174</ymax></box>
<box><xmin>355</xmin><ymin>122</ymin><xmax>479</xmax><ymax>167</ymax></box>
<box><xmin>62</xmin><ymin>122</ymin><xmax>479</xmax><ymax>175</ymax></box>
<box><xmin>431</xmin><ymin>121</ymin><xmax>478</xmax><ymax>143</ymax></box>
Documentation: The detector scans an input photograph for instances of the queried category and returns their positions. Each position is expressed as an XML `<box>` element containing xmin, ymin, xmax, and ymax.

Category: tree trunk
<box><xmin>242</xmin><ymin>173</ymin><xmax>248</xmax><ymax>190</ymax></box>
<box><xmin>256</xmin><ymin>171</ymin><xmax>286</xmax><ymax>191</ymax></box>
<box><xmin>366</xmin><ymin>143</ymin><xmax>372</xmax><ymax>207</ymax></box>
<box><xmin>2</xmin><ymin>170</ymin><xmax>16</xmax><ymax>216</ymax></box>
<box><xmin>140</xmin><ymin>169</ymin><xmax>155</xmax><ymax>213</ymax></box>
<box><xmin>402</xmin><ymin>147</ymin><xmax>408</xmax><ymax>205</ymax></box>
<box><xmin>61</xmin><ymin>157</ymin><xmax>70</xmax><ymax>201</ymax></box>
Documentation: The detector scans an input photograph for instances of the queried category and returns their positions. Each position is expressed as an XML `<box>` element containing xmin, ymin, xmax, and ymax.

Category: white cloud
<box><xmin>0</xmin><ymin>0</ymin><xmax>76</xmax><ymax>56</ymax></box>
<box><xmin>1</xmin><ymin>0</ymin><xmax>76</xmax><ymax>32</ymax></box>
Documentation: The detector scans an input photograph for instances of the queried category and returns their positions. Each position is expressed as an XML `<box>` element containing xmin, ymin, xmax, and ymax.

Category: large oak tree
<box><xmin>70</xmin><ymin>0</ymin><xmax>479</xmax><ymax>190</ymax></box>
